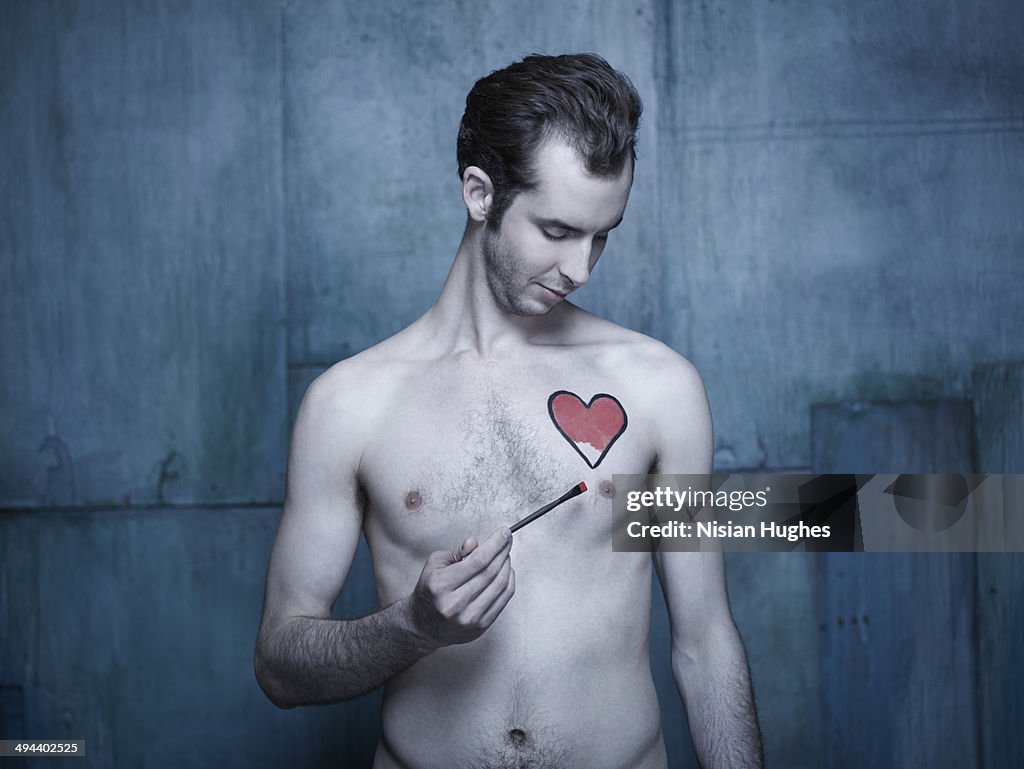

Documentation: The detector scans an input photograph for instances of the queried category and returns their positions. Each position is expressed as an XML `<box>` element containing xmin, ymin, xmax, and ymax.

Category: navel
<box><xmin>404</xmin><ymin>490</ymin><xmax>423</xmax><ymax>512</ymax></box>
<box><xmin>599</xmin><ymin>479</ymin><xmax>615</xmax><ymax>498</ymax></box>
<box><xmin>508</xmin><ymin>728</ymin><xmax>527</xmax><ymax>748</ymax></box>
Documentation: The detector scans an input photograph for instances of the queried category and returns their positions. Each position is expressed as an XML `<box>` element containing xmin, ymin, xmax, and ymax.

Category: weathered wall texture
<box><xmin>658</xmin><ymin>1</ymin><xmax>1024</xmax><ymax>472</ymax></box>
<box><xmin>2</xmin><ymin>1</ymin><xmax>1021</xmax><ymax>767</ymax></box>
<box><xmin>1</xmin><ymin>1</ymin><xmax>288</xmax><ymax>509</ymax></box>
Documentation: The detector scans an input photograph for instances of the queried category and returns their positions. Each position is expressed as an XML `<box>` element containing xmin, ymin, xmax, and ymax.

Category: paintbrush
<box><xmin>509</xmin><ymin>481</ymin><xmax>588</xmax><ymax>533</ymax></box>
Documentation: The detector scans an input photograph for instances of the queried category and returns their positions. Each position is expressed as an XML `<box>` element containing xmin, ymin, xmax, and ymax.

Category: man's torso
<box><xmin>344</xmin><ymin>317</ymin><xmax>675</xmax><ymax>769</ymax></box>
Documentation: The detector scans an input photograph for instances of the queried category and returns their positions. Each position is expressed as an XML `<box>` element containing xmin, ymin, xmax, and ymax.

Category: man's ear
<box><xmin>462</xmin><ymin>165</ymin><xmax>493</xmax><ymax>223</ymax></box>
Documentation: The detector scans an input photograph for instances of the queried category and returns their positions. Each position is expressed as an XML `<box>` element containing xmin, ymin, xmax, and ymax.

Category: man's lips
<box><xmin>540</xmin><ymin>285</ymin><xmax>569</xmax><ymax>299</ymax></box>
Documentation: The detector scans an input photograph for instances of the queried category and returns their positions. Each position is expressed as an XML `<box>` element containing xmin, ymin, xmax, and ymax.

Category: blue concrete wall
<box><xmin>657</xmin><ymin>0</ymin><xmax>1024</xmax><ymax>472</ymax></box>
<box><xmin>1</xmin><ymin>0</ymin><xmax>288</xmax><ymax>508</ymax></box>
<box><xmin>2</xmin><ymin>1</ymin><xmax>1022</xmax><ymax>768</ymax></box>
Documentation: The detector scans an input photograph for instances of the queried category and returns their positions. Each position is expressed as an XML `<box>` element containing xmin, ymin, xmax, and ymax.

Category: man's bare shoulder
<box><xmin>297</xmin><ymin>331</ymin><xmax>421</xmax><ymax>432</ymax></box>
<box><xmin>569</xmin><ymin>313</ymin><xmax>712</xmax><ymax>473</ymax></box>
<box><xmin>570</xmin><ymin>308</ymin><xmax>705</xmax><ymax>399</ymax></box>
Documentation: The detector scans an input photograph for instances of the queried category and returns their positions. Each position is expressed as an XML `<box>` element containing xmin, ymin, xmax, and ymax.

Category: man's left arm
<box><xmin>649</xmin><ymin>352</ymin><xmax>765</xmax><ymax>769</ymax></box>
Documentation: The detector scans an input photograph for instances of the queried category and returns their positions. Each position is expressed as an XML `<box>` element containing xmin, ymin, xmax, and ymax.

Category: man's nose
<box><xmin>559</xmin><ymin>241</ymin><xmax>593</xmax><ymax>287</ymax></box>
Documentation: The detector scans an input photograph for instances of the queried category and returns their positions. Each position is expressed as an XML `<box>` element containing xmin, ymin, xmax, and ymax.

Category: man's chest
<box><xmin>357</xmin><ymin>362</ymin><xmax>655</xmax><ymax>548</ymax></box>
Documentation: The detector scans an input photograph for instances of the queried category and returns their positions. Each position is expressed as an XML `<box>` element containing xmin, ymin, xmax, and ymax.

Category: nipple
<box><xmin>508</xmin><ymin>728</ymin><xmax>527</xmax><ymax>748</ymax></box>
<box><xmin>599</xmin><ymin>479</ymin><xmax>615</xmax><ymax>498</ymax></box>
<box><xmin>404</xmin><ymin>491</ymin><xmax>422</xmax><ymax>511</ymax></box>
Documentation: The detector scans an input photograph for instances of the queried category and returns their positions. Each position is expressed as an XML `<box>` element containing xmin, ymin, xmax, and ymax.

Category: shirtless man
<box><xmin>255</xmin><ymin>53</ymin><xmax>763</xmax><ymax>769</ymax></box>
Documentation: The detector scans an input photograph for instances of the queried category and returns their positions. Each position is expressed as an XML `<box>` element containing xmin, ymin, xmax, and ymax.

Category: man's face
<box><xmin>481</xmin><ymin>139</ymin><xmax>633</xmax><ymax>317</ymax></box>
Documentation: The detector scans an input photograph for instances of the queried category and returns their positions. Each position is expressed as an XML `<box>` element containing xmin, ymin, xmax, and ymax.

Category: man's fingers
<box><xmin>477</xmin><ymin>565</ymin><xmax>516</xmax><ymax>627</ymax></box>
<box><xmin>450</xmin><ymin>539</ymin><xmax>511</xmax><ymax>604</ymax></box>
<box><xmin>472</xmin><ymin>556</ymin><xmax>513</xmax><ymax>612</ymax></box>
<box><xmin>415</xmin><ymin>528</ymin><xmax>516</xmax><ymax>644</ymax></box>
<box><xmin>455</xmin><ymin>557</ymin><xmax>514</xmax><ymax>629</ymax></box>
<box><xmin>446</xmin><ymin>528</ymin><xmax>511</xmax><ymax>579</ymax></box>
<box><xmin>426</xmin><ymin>528</ymin><xmax>511</xmax><ymax>616</ymax></box>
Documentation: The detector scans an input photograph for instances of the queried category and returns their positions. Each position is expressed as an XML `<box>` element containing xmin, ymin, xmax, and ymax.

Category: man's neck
<box><xmin>425</xmin><ymin>229</ymin><xmax>571</xmax><ymax>359</ymax></box>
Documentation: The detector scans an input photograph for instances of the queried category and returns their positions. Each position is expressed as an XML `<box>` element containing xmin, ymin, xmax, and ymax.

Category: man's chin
<box><xmin>503</xmin><ymin>299</ymin><xmax>557</xmax><ymax>318</ymax></box>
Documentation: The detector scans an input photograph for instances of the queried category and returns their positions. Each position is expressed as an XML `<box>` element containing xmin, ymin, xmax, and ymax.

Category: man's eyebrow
<box><xmin>533</xmin><ymin>215</ymin><xmax>624</xmax><ymax>232</ymax></box>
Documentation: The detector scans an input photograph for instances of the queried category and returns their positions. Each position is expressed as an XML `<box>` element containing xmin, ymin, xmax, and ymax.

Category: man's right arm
<box><xmin>254</xmin><ymin>368</ymin><xmax>515</xmax><ymax>708</ymax></box>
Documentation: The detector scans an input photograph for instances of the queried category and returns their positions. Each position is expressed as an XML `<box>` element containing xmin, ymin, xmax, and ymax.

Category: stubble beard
<box><xmin>481</xmin><ymin>223</ymin><xmax>547</xmax><ymax>318</ymax></box>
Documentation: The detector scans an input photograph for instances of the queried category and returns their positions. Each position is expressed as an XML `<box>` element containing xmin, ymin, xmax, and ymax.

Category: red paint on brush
<box><xmin>578</xmin><ymin>481</ymin><xmax>588</xmax><ymax>492</ymax></box>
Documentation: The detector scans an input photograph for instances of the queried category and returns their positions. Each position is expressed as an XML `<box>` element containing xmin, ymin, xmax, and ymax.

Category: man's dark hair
<box><xmin>457</xmin><ymin>53</ymin><xmax>643</xmax><ymax>229</ymax></box>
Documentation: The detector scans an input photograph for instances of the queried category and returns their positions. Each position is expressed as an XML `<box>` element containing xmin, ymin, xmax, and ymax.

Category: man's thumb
<box><xmin>449</xmin><ymin>536</ymin><xmax>476</xmax><ymax>564</ymax></box>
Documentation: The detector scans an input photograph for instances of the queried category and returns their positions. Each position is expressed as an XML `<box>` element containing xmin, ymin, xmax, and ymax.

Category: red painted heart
<box><xmin>548</xmin><ymin>391</ymin><xmax>628</xmax><ymax>469</ymax></box>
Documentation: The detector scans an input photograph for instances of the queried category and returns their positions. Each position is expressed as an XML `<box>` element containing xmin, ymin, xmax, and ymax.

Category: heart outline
<box><xmin>547</xmin><ymin>391</ymin><xmax>628</xmax><ymax>469</ymax></box>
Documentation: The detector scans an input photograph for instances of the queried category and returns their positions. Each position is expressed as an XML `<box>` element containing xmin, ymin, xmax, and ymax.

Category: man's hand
<box><xmin>408</xmin><ymin>527</ymin><xmax>516</xmax><ymax>646</ymax></box>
